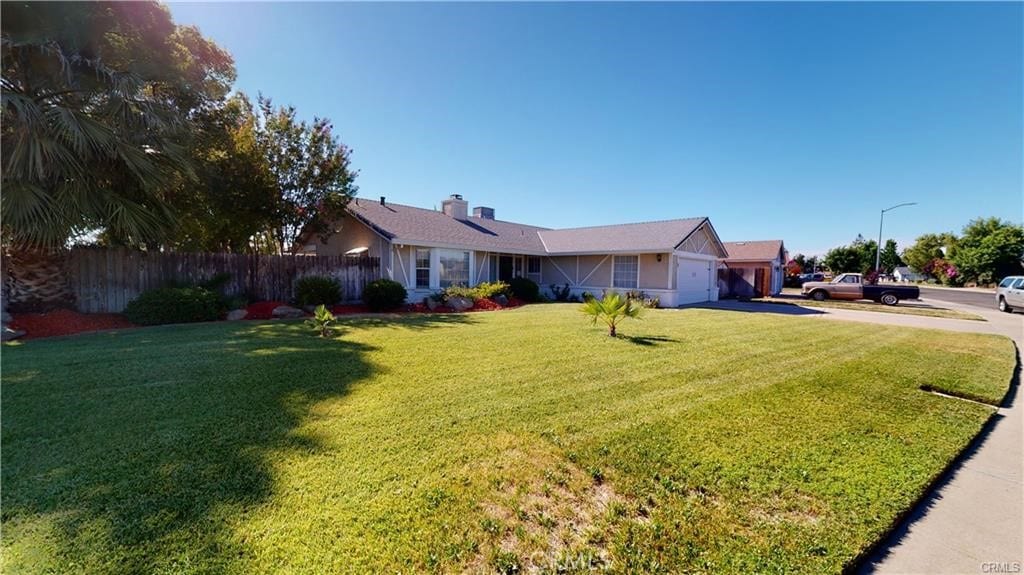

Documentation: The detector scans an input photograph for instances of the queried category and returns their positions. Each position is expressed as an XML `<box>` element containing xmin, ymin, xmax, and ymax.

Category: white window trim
<box><xmin>414</xmin><ymin>248</ymin><xmax>431</xmax><ymax>289</ymax></box>
<box><xmin>612</xmin><ymin>254</ymin><xmax>640</xmax><ymax>290</ymax></box>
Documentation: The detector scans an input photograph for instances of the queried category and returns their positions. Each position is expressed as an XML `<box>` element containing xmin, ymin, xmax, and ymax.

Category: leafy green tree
<box><xmin>950</xmin><ymin>218</ymin><xmax>1024</xmax><ymax>284</ymax></box>
<box><xmin>879</xmin><ymin>239</ymin><xmax>903</xmax><ymax>274</ymax></box>
<box><xmin>1</xmin><ymin>1</ymin><xmax>233</xmax><ymax>305</ymax></box>
<box><xmin>580</xmin><ymin>292</ymin><xmax>643</xmax><ymax>337</ymax></box>
<box><xmin>256</xmin><ymin>96</ymin><xmax>359</xmax><ymax>253</ymax></box>
<box><xmin>822</xmin><ymin>245</ymin><xmax>862</xmax><ymax>274</ymax></box>
<box><xmin>850</xmin><ymin>234</ymin><xmax>879</xmax><ymax>273</ymax></box>
<box><xmin>903</xmin><ymin>233</ymin><xmax>957</xmax><ymax>277</ymax></box>
<box><xmin>165</xmin><ymin>94</ymin><xmax>279</xmax><ymax>253</ymax></box>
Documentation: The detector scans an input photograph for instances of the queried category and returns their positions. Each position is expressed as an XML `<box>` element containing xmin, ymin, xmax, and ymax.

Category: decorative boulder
<box><xmin>1</xmin><ymin>326</ymin><xmax>25</xmax><ymax>342</ymax></box>
<box><xmin>271</xmin><ymin>305</ymin><xmax>305</xmax><ymax>319</ymax></box>
<box><xmin>426</xmin><ymin>297</ymin><xmax>442</xmax><ymax>311</ymax></box>
<box><xmin>491</xmin><ymin>294</ymin><xmax>509</xmax><ymax>307</ymax></box>
<box><xmin>447</xmin><ymin>296</ymin><xmax>474</xmax><ymax>312</ymax></box>
<box><xmin>226</xmin><ymin>309</ymin><xmax>248</xmax><ymax>321</ymax></box>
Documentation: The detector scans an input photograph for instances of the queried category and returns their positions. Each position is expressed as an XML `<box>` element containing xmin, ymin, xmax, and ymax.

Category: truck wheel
<box><xmin>880</xmin><ymin>292</ymin><xmax>899</xmax><ymax>306</ymax></box>
<box><xmin>811</xmin><ymin>290</ymin><xmax>828</xmax><ymax>302</ymax></box>
<box><xmin>999</xmin><ymin>297</ymin><xmax>1012</xmax><ymax>313</ymax></box>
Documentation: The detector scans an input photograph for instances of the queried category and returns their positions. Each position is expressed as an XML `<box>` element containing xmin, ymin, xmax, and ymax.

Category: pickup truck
<box><xmin>800</xmin><ymin>273</ymin><xmax>920</xmax><ymax>306</ymax></box>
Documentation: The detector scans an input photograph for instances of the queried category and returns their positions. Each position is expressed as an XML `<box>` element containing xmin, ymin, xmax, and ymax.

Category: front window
<box><xmin>527</xmin><ymin>256</ymin><xmax>541</xmax><ymax>275</ymax></box>
<box><xmin>439</xmin><ymin>250</ymin><xmax>470</xmax><ymax>288</ymax></box>
<box><xmin>415</xmin><ymin>249</ymin><xmax>430</xmax><ymax>289</ymax></box>
<box><xmin>1000</xmin><ymin>277</ymin><xmax>1017</xmax><ymax>288</ymax></box>
<box><xmin>527</xmin><ymin>256</ymin><xmax>541</xmax><ymax>282</ymax></box>
<box><xmin>1013</xmin><ymin>278</ymin><xmax>1024</xmax><ymax>289</ymax></box>
<box><xmin>613</xmin><ymin>255</ymin><xmax>639</xmax><ymax>289</ymax></box>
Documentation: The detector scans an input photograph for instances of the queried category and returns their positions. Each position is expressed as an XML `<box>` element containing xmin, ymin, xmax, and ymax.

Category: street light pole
<box><xmin>875</xmin><ymin>202</ymin><xmax>917</xmax><ymax>273</ymax></box>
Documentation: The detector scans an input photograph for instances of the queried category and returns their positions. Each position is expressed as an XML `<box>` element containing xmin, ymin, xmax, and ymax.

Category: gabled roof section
<box><xmin>341</xmin><ymin>197</ymin><xmax>728</xmax><ymax>257</ymax></box>
<box><xmin>346</xmin><ymin>199</ymin><xmax>549</xmax><ymax>254</ymax></box>
<box><xmin>723</xmin><ymin>240</ymin><xmax>785</xmax><ymax>262</ymax></box>
<box><xmin>538</xmin><ymin>218</ymin><xmax>711</xmax><ymax>255</ymax></box>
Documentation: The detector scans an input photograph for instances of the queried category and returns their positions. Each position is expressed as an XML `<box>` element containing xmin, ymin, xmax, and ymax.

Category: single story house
<box><xmin>718</xmin><ymin>240</ymin><xmax>786</xmax><ymax>298</ymax></box>
<box><xmin>893</xmin><ymin>266</ymin><xmax>926</xmax><ymax>282</ymax></box>
<box><xmin>304</xmin><ymin>194</ymin><xmax>729</xmax><ymax>307</ymax></box>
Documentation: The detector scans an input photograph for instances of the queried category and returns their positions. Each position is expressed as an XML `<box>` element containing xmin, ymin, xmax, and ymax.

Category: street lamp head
<box><xmin>883</xmin><ymin>202</ymin><xmax>917</xmax><ymax>213</ymax></box>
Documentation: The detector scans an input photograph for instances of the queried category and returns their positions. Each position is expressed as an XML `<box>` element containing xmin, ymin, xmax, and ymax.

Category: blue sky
<box><xmin>169</xmin><ymin>2</ymin><xmax>1022</xmax><ymax>256</ymax></box>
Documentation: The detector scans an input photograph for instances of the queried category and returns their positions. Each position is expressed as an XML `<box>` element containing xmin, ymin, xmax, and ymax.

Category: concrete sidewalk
<box><xmin>695</xmin><ymin>299</ymin><xmax>1023</xmax><ymax>574</ymax></box>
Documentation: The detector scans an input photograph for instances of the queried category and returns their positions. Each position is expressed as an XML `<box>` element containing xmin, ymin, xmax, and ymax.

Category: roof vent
<box><xmin>441</xmin><ymin>194</ymin><xmax>468</xmax><ymax>219</ymax></box>
<box><xmin>473</xmin><ymin>206</ymin><xmax>495</xmax><ymax>220</ymax></box>
<box><xmin>380</xmin><ymin>196</ymin><xmax>386</xmax><ymax>206</ymax></box>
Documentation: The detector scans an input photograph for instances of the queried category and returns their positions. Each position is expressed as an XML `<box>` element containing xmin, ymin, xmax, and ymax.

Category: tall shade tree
<box><xmin>256</xmin><ymin>96</ymin><xmax>358</xmax><ymax>254</ymax></box>
<box><xmin>903</xmin><ymin>233</ymin><xmax>957</xmax><ymax>277</ymax></box>
<box><xmin>162</xmin><ymin>94</ymin><xmax>279</xmax><ymax>253</ymax></box>
<box><xmin>950</xmin><ymin>218</ymin><xmax>1024</xmax><ymax>284</ymax></box>
<box><xmin>1</xmin><ymin>1</ymin><xmax>234</xmax><ymax>306</ymax></box>
<box><xmin>879</xmin><ymin>239</ymin><xmax>903</xmax><ymax>275</ymax></box>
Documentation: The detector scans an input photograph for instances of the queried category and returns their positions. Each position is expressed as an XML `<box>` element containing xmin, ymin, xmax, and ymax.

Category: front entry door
<box><xmin>499</xmin><ymin>256</ymin><xmax>514</xmax><ymax>282</ymax></box>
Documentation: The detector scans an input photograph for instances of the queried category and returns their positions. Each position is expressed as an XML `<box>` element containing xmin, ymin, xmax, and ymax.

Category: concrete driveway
<box><xmin>692</xmin><ymin>299</ymin><xmax>1022</xmax><ymax>574</ymax></box>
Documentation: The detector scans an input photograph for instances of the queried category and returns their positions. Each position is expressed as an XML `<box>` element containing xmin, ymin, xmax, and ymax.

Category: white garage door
<box><xmin>676</xmin><ymin>257</ymin><xmax>714</xmax><ymax>304</ymax></box>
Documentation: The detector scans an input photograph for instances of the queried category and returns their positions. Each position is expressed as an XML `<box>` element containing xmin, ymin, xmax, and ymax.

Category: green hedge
<box><xmin>296</xmin><ymin>276</ymin><xmax>342</xmax><ymax>307</ymax></box>
<box><xmin>508</xmin><ymin>277</ymin><xmax>540</xmax><ymax>302</ymax></box>
<box><xmin>362</xmin><ymin>279</ymin><xmax>407</xmax><ymax>312</ymax></box>
<box><xmin>124</xmin><ymin>287</ymin><xmax>224</xmax><ymax>326</ymax></box>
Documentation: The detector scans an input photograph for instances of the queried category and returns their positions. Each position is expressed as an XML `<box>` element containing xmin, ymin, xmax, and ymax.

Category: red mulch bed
<box><xmin>9</xmin><ymin>309</ymin><xmax>136</xmax><ymax>340</ymax></box>
<box><xmin>244</xmin><ymin>301</ymin><xmax>289</xmax><ymax>320</ymax></box>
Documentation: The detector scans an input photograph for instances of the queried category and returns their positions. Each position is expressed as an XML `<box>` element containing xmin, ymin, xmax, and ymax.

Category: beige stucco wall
<box><xmin>542</xmin><ymin>257</ymin><xmax>575</xmax><ymax>285</ymax></box>
<box><xmin>638</xmin><ymin>253</ymin><xmax>670</xmax><ymax>290</ymax></box>
<box><xmin>315</xmin><ymin>215</ymin><xmax>387</xmax><ymax>259</ymax></box>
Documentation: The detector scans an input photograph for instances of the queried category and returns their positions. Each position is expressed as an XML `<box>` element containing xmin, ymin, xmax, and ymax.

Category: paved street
<box><xmin>693</xmin><ymin>299</ymin><xmax>1023</xmax><ymax>574</ymax></box>
<box><xmin>917</xmin><ymin>286</ymin><xmax>997</xmax><ymax>310</ymax></box>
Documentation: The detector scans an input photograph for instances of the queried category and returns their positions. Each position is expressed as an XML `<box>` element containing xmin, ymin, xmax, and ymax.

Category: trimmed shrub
<box><xmin>438</xmin><ymin>281</ymin><xmax>511</xmax><ymax>303</ymax></box>
<box><xmin>508</xmin><ymin>277</ymin><xmax>540</xmax><ymax>302</ymax></box>
<box><xmin>124</xmin><ymin>287</ymin><xmax>224</xmax><ymax>325</ymax></box>
<box><xmin>296</xmin><ymin>275</ymin><xmax>342</xmax><ymax>307</ymax></box>
<box><xmin>474</xmin><ymin>281</ymin><xmax>511</xmax><ymax>299</ymax></box>
<box><xmin>362</xmin><ymin>279</ymin><xmax>407</xmax><ymax>311</ymax></box>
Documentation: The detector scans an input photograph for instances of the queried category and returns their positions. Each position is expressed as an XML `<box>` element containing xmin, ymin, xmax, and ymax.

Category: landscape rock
<box><xmin>426</xmin><ymin>297</ymin><xmax>441</xmax><ymax>311</ymax></box>
<box><xmin>1</xmin><ymin>326</ymin><xmax>26</xmax><ymax>342</ymax></box>
<box><xmin>447</xmin><ymin>296</ymin><xmax>474</xmax><ymax>312</ymax></box>
<box><xmin>226</xmin><ymin>309</ymin><xmax>248</xmax><ymax>321</ymax></box>
<box><xmin>271</xmin><ymin>305</ymin><xmax>305</xmax><ymax>319</ymax></box>
<box><xmin>492</xmin><ymin>294</ymin><xmax>509</xmax><ymax>307</ymax></box>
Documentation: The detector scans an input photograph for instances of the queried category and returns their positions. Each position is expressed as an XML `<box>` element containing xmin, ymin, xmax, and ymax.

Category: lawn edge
<box><xmin>750</xmin><ymin>297</ymin><xmax>987</xmax><ymax>321</ymax></box>
<box><xmin>845</xmin><ymin>340</ymin><xmax>1021</xmax><ymax>573</ymax></box>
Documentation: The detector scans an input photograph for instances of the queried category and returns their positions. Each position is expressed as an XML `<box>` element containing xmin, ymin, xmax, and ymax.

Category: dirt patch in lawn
<box><xmin>463</xmin><ymin>435</ymin><xmax>639</xmax><ymax>574</ymax></box>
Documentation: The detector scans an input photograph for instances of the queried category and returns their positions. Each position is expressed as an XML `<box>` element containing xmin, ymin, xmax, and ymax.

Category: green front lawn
<box><xmin>1</xmin><ymin>305</ymin><xmax>1014</xmax><ymax>574</ymax></box>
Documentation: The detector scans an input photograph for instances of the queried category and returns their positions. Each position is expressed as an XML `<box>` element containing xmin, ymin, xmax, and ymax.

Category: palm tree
<box><xmin>580</xmin><ymin>292</ymin><xmax>643</xmax><ymax>337</ymax></box>
<box><xmin>1</xmin><ymin>2</ymin><xmax>230</xmax><ymax>307</ymax></box>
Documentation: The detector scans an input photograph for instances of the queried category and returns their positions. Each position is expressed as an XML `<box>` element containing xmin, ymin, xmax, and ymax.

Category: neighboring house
<box><xmin>893</xmin><ymin>266</ymin><xmax>926</xmax><ymax>282</ymax></box>
<box><xmin>305</xmin><ymin>194</ymin><xmax>728</xmax><ymax>306</ymax></box>
<box><xmin>719</xmin><ymin>240</ymin><xmax>786</xmax><ymax>298</ymax></box>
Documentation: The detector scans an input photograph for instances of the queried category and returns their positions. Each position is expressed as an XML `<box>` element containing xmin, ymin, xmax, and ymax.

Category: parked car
<box><xmin>800</xmin><ymin>273</ymin><xmax>920</xmax><ymax>306</ymax></box>
<box><xmin>996</xmin><ymin>276</ymin><xmax>1024</xmax><ymax>313</ymax></box>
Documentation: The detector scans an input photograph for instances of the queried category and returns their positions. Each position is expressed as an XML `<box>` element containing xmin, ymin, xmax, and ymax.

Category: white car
<box><xmin>996</xmin><ymin>276</ymin><xmax>1024</xmax><ymax>313</ymax></box>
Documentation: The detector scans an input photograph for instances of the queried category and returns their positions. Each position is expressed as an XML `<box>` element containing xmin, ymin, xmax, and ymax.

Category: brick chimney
<box><xmin>472</xmin><ymin>206</ymin><xmax>495</xmax><ymax>220</ymax></box>
<box><xmin>441</xmin><ymin>194</ymin><xmax>468</xmax><ymax>219</ymax></box>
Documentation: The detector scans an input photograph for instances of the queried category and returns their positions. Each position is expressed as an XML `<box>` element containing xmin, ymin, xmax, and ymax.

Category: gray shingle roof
<box><xmin>347</xmin><ymin>198</ymin><xmax>711</xmax><ymax>255</ymax></box>
<box><xmin>347</xmin><ymin>199</ymin><xmax>549</xmax><ymax>254</ymax></box>
<box><xmin>723</xmin><ymin>240</ymin><xmax>784</xmax><ymax>262</ymax></box>
<box><xmin>538</xmin><ymin>218</ymin><xmax>707</xmax><ymax>254</ymax></box>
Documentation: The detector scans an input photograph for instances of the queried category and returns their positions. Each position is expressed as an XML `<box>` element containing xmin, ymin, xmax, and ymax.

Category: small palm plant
<box><xmin>580</xmin><ymin>292</ymin><xmax>643</xmax><ymax>337</ymax></box>
<box><xmin>305</xmin><ymin>305</ymin><xmax>337</xmax><ymax>337</ymax></box>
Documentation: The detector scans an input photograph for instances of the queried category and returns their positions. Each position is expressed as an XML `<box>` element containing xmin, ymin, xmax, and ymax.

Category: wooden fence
<box><xmin>67</xmin><ymin>247</ymin><xmax>381</xmax><ymax>313</ymax></box>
